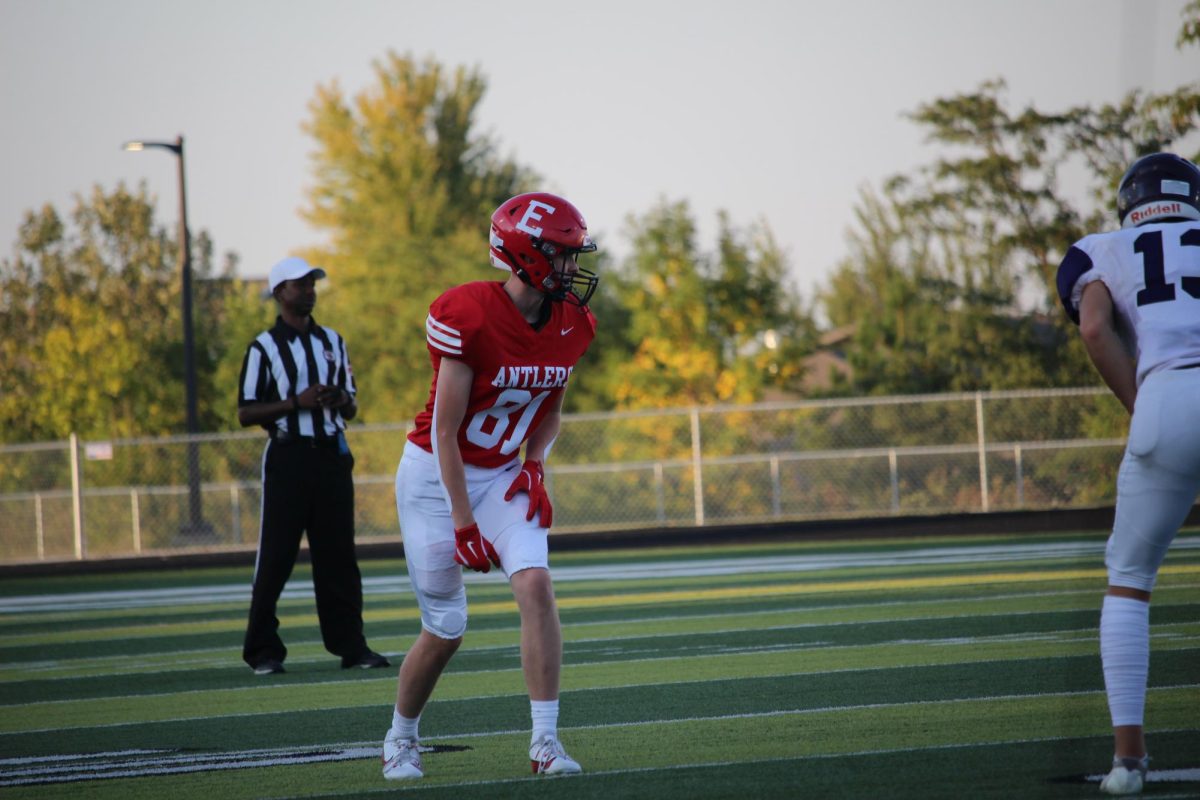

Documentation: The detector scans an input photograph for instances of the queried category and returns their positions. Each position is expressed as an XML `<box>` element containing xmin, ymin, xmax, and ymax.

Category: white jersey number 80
<box><xmin>465</xmin><ymin>389</ymin><xmax>550</xmax><ymax>455</ymax></box>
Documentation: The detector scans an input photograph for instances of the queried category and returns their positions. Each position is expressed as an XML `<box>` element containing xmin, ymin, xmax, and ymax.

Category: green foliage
<box><xmin>551</xmin><ymin>248</ymin><xmax>634</xmax><ymax>413</ymax></box>
<box><xmin>295</xmin><ymin>54</ymin><xmax>819</xmax><ymax>418</ymax></box>
<box><xmin>1178</xmin><ymin>0</ymin><xmax>1200</xmax><ymax>47</ymax></box>
<box><xmin>821</xmin><ymin>185</ymin><xmax>1070</xmax><ymax>395</ymax></box>
<box><xmin>297</xmin><ymin>52</ymin><xmax>532</xmax><ymax>422</ymax></box>
<box><xmin>820</xmin><ymin>77</ymin><xmax>1200</xmax><ymax>398</ymax></box>
<box><xmin>210</xmin><ymin>281</ymin><xmax>276</xmax><ymax>429</ymax></box>
<box><xmin>0</xmin><ymin>184</ymin><xmax>255</xmax><ymax>443</ymax></box>
<box><xmin>599</xmin><ymin>199</ymin><xmax>815</xmax><ymax>410</ymax></box>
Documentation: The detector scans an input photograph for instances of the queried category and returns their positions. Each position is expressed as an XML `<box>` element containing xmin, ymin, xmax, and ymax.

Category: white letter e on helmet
<box><xmin>515</xmin><ymin>200</ymin><xmax>556</xmax><ymax>237</ymax></box>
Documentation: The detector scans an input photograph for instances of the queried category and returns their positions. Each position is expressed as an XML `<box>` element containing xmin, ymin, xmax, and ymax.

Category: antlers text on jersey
<box><xmin>408</xmin><ymin>281</ymin><xmax>597</xmax><ymax>468</ymax></box>
<box><xmin>490</xmin><ymin>365</ymin><xmax>574</xmax><ymax>389</ymax></box>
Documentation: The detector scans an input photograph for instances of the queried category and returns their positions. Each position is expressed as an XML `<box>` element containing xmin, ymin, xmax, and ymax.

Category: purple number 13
<box><xmin>1134</xmin><ymin>227</ymin><xmax>1200</xmax><ymax>306</ymax></box>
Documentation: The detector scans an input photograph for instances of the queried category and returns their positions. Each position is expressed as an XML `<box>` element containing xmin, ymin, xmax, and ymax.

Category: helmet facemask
<box><xmin>489</xmin><ymin>192</ymin><xmax>600</xmax><ymax>306</ymax></box>
<box><xmin>532</xmin><ymin>237</ymin><xmax>599</xmax><ymax>306</ymax></box>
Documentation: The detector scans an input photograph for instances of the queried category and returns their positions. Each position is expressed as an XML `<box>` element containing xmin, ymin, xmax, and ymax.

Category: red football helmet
<box><xmin>489</xmin><ymin>192</ymin><xmax>599</xmax><ymax>306</ymax></box>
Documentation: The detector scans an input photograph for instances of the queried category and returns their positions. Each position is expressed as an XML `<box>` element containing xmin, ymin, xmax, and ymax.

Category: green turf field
<box><xmin>1</xmin><ymin>530</ymin><xmax>1198</xmax><ymax>799</ymax></box>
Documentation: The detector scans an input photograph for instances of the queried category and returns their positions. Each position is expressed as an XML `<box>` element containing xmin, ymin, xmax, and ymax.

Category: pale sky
<box><xmin>1</xmin><ymin>0</ymin><xmax>1197</xmax><ymax>299</ymax></box>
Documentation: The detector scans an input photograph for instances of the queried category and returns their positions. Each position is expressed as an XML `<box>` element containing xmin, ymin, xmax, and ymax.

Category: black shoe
<box><xmin>342</xmin><ymin>649</ymin><xmax>390</xmax><ymax>669</ymax></box>
<box><xmin>252</xmin><ymin>658</ymin><xmax>285</xmax><ymax>675</ymax></box>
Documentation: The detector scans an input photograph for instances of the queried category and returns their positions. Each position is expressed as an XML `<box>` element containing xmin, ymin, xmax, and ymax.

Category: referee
<box><xmin>237</xmin><ymin>256</ymin><xmax>388</xmax><ymax>676</ymax></box>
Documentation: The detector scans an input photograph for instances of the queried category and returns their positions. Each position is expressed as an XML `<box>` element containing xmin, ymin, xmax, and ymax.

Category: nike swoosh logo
<box><xmin>560</xmin><ymin>327</ymin><xmax>574</xmax><ymax>336</ymax></box>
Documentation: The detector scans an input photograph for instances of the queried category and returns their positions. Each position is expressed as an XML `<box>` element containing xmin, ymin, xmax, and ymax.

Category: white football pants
<box><xmin>1106</xmin><ymin>367</ymin><xmax>1200</xmax><ymax>591</ymax></box>
<box><xmin>395</xmin><ymin>440</ymin><xmax>550</xmax><ymax>639</ymax></box>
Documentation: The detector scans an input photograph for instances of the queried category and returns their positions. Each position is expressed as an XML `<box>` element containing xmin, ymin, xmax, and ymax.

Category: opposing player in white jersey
<box><xmin>1056</xmin><ymin>152</ymin><xmax>1200</xmax><ymax>796</ymax></box>
<box><xmin>381</xmin><ymin>192</ymin><xmax>599</xmax><ymax>781</ymax></box>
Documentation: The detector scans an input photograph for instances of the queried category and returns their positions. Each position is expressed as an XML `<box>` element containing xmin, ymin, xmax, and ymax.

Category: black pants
<box><xmin>242</xmin><ymin>439</ymin><xmax>367</xmax><ymax>667</ymax></box>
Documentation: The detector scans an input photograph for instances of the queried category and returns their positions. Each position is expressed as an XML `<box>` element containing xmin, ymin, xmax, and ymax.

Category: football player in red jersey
<box><xmin>381</xmin><ymin>193</ymin><xmax>597</xmax><ymax>780</ymax></box>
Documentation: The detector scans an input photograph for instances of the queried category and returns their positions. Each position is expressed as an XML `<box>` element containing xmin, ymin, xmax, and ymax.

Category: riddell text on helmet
<box><xmin>489</xmin><ymin>365</ymin><xmax>574</xmax><ymax>389</ymax></box>
<box><xmin>1130</xmin><ymin>202</ymin><xmax>1183</xmax><ymax>224</ymax></box>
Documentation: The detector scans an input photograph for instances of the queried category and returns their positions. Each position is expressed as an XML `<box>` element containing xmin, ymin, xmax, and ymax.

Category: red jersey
<box><xmin>408</xmin><ymin>281</ymin><xmax>597</xmax><ymax>468</ymax></box>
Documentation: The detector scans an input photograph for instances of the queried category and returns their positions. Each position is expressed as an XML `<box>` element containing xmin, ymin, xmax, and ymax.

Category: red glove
<box><xmin>453</xmin><ymin>523</ymin><xmax>501</xmax><ymax>572</ymax></box>
<box><xmin>504</xmin><ymin>459</ymin><xmax>552</xmax><ymax>528</ymax></box>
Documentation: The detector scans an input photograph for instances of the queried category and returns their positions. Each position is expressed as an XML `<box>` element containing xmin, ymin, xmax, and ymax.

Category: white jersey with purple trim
<box><xmin>1056</xmin><ymin>219</ymin><xmax>1200</xmax><ymax>386</ymax></box>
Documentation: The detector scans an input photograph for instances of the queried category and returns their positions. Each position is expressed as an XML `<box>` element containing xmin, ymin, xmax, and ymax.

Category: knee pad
<box><xmin>414</xmin><ymin>578</ymin><xmax>468</xmax><ymax>639</ymax></box>
<box><xmin>404</xmin><ymin>548</ymin><xmax>468</xmax><ymax>638</ymax></box>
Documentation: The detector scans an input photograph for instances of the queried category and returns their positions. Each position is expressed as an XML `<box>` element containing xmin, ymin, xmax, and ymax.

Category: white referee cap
<box><xmin>268</xmin><ymin>257</ymin><xmax>327</xmax><ymax>293</ymax></box>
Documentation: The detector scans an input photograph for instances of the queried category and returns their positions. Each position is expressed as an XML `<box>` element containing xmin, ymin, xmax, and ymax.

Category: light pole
<box><xmin>123</xmin><ymin>135</ymin><xmax>208</xmax><ymax>537</ymax></box>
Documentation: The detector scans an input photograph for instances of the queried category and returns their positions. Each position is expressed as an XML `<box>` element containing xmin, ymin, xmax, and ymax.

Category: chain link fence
<box><xmin>0</xmin><ymin>387</ymin><xmax>1128</xmax><ymax>563</ymax></box>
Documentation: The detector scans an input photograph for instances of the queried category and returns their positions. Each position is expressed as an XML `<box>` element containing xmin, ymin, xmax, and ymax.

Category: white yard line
<box><xmin>3</xmin><ymin>602</ymin><xmax>1198</xmax><ymax>680</ymax></box>
<box><xmin>4</xmin><ymin>705</ymin><xmax>1199</xmax><ymax>789</ymax></box>
<box><xmin>6</xmin><ymin>536</ymin><xmax>1199</xmax><ymax>614</ymax></box>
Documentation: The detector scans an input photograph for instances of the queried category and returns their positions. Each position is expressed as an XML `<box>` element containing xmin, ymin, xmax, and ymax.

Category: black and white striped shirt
<box><xmin>238</xmin><ymin>316</ymin><xmax>356</xmax><ymax>438</ymax></box>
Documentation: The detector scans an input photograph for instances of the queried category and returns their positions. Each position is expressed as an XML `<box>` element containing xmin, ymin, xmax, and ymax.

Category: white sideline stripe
<box><xmin>9</xmin><ymin>577</ymin><xmax>1186</xmax><ymax>678</ymax></box>
<box><xmin>0</xmin><ymin>745</ymin><xmax>378</xmax><ymax>787</ymax></box>
<box><xmin>13</xmin><ymin>584</ymin><xmax>1197</xmax><ymax>667</ymax></box>
<box><xmin>5</xmin><ymin>679</ymin><xmax>1197</xmax><ymax>736</ymax></box>
<box><xmin>429</xmin><ymin>684</ymin><xmax>1200</xmax><ymax>742</ymax></box>
<box><xmin>0</xmin><ymin>749</ymin><xmax>169</xmax><ymax>766</ymax></box>
<box><xmin>1087</xmin><ymin>768</ymin><xmax>1200</xmax><ymax>784</ymax></box>
<box><xmin>6</xmin><ymin>613</ymin><xmax>1200</xmax><ymax>718</ymax></box>
<box><xmin>12</xmin><ymin>723</ymin><xmax>1200</xmax><ymax>791</ymax></box>
<box><xmin>6</xmin><ymin>536</ymin><xmax>1199</xmax><ymax>614</ymax></box>
<box><xmin>297</xmin><ymin>743</ymin><xmax>1200</xmax><ymax>798</ymax></box>
<box><xmin>4</xmin><ymin>619</ymin><xmax>1200</xmax><ymax>711</ymax></box>
<box><xmin>302</xmin><ymin>745</ymin><xmax>1200</xmax><ymax>798</ymax></box>
<box><xmin>1</xmin><ymin>583</ymin><xmax>1137</xmax><ymax>653</ymax></box>
<box><xmin>5</xmin><ymin>611</ymin><xmax>1200</xmax><ymax>686</ymax></box>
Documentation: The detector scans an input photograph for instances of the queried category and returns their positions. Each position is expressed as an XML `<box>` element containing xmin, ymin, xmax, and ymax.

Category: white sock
<box><xmin>391</xmin><ymin>708</ymin><xmax>420</xmax><ymax>741</ymax></box>
<box><xmin>1100</xmin><ymin>594</ymin><xmax>1150</xmax><ymax>727</ymax></box>
<box><xmin>530</xmin><ymin>699</ymin><xmax>559</xmax><ymax>744</ymax></box>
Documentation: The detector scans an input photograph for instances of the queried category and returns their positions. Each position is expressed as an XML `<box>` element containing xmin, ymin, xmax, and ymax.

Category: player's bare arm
<box><xmin>1078</xmin><ymin>281</ymin><xmax>1137</xmax><ymax>415</ymax></box>
<box><xmin>522</xmin><ymin>390</ymin><xmax>566</xmax><ymax>463</ymax></box>
<box><xmin>432</xmin><ymin>358</ymin><xmax>477</xmax><ymax>529</ymax></box>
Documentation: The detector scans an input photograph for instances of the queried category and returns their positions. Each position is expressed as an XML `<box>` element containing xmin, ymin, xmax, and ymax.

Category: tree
<box><xmin>820</xmin><ymin>74</ymin><xmax>1200</xmax><ymax>396</ymax></box>
<box><xmin>299</xmin><ymin>52</ymin><xmax>532</xmax><ymax>422</ymax></box>
<box><xmin>547</xmin><ymin>247</ymin><xmax>632</xmax><ymax>413</ymax></box>
<box><xmin>820</xmin><ymin>179</ymin><xmax>1071</xmax><ymax>395</ymax></box>
<box><xmin>1179</xmin><ymin>0</ymin><xmax>1200</xmax><ymax>47</ymax></box>
<box><xmin>0</xmin><ymin>183</ymin><xmax>250</xmax><ymax>442</ymax></box>
<box><xmin>207</xmin><ymin>275</ymin><xmax>276</xmax><ymax>429</ymax></box>
<box><xmin>601</xmin><ymin>199</ymin><xmax>814</xmax><ymax>410</ymax></box>
<box><xmin>709</xmin><ymin>212</ymin><xmax>815</xmax><ymax>397</ymax></box>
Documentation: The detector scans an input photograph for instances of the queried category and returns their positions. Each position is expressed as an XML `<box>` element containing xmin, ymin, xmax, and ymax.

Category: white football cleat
<box><xmin>382</xmin><ymin>735</ymin><xmax>423</xmax><ymax>780</ymax></box>
<box><xmin>1099</xmin><ymin>755</ymin><xmax>1149</xmax><ymax>796</ymax></box>
<box><xmin>529</xmin><ymin>734</ymin><xmax>582</xmax><ymax>775</ymax></box>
